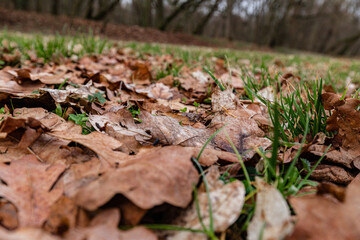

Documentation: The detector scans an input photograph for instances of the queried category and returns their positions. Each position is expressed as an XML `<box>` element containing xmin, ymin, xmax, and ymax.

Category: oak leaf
<box><xmin>0</xmin><ymin>155</ymin><xmax>65</xmax><ymax>227</ymax></box>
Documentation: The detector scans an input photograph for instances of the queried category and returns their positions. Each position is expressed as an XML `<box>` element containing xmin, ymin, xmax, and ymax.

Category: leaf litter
<box><xmin>0</xmin><ymin>36</ymin><xmax>359</xmax><ymax>239</ymax></box>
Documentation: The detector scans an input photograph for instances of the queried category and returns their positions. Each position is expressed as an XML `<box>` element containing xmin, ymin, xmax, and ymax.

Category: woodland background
<box><xmin>2</xmin><ymin>0</ymin><xmax>360</xmax><ymax>56</ymax></box>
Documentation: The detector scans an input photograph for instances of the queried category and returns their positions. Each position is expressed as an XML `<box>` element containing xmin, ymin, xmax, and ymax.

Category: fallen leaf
<box><xmin>0</xmin><ymin>155</ymin><xmax>65</xmax><ymax>227</ymax></box>
<box><xmin>179</xmin><ymin>71</ymin><xmax>209</xmax><ymax>92</ymax></box>
<box><xmin>219</xmin><ymin>71</ymin><xmax>244</xmax><ymax>89</ymax></box>
<box><xmin>287</xmin><ymin>174</ymin><xmax>360</xmax><ymax>240</ymax></box>
<box><xmin>212</xmin><ymin>114</ymin><xmax>272</xmax><ymax>160</ymax></box>
<box><xmin>128</xmin><ymin>61</ymin><xmax>152</xmax><ymax>81</ymax></box>
<box><xmin>0</xmin><ymin>200</ymin><xmax>18</xmax><ymax>230</ymax></box>
<box><xmin>74</xmin><ymin>146</ymin><xmax>198</xmax><ymax>210</ymax></box>
<box><xmin>65</xmin><ymin>208</ymin><xmax>157</xmax><ymax>240</ymax></box>
<box><xmin>0</xmin><ymin>70</ymin><xmax>44</xmax><ymax>96</ymax></box>
<box><xmin>44</xmin><ymin>196</ymin><xmax>78</xmax><ymax>236</ymax></box>
<box><xmin>0</xmin><ymin>227</ymin><xmax>61</xmax><ymax>240</ymax></box>
<box><xmin>139</xmin><ymin>111</ymin><xmax>211</xmax><ymax>147</ymax></box>
<box><xmin>247</xmin><ymin>178</ymin><xmax>293</xmax><ymax>240</ymax></box>
<box><xmin>169</xmin><ymin>166</ymin><xmax>245</xmax><ymax>240</ymax></box>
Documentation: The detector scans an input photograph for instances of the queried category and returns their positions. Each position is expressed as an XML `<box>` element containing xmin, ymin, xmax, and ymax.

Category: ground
<box><xmin>0</xmin><ymin>21</ymin><xmax>360</xmax><ymax>240</ymax></box>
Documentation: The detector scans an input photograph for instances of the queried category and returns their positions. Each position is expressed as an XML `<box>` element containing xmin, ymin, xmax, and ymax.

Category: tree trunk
<box><xmin>86</xmin><ymin>0</ymin><xmax>95</xmax><ymax>19</ymax></box>
<box><xmin>155</xmin><ymin>0</ymin><xmax>164</xmax><ymax>28</ymax></box>
<box><xmin>13</xmin><ymin>0</ymin><xmax>28</xmax><ymax>10</ymax></box>
<box><xmin>52</xmin><ymin>0</ymin><xmax>60</xmax><ymax>15</ymax></box>
<box><xmin>35</xmin><ymin>0</ymin><xmax>41</xmax><ymax>12</ymax></box>
<box><xmin>225</xmin><ymin>0</ymin><xmax>235</xmax><ymax>40</ymax></box>
<box><xmin>92</xmin><ymin>0</ymin><xmax>120</xmax><ymax>21</ymax></box>
<box><xmin>193</xmin><ymin>0</ymin><xmax>221</xmax><ymax>35</ymax></box>
<box><xmin>159</xmin><ymin>0</ymin><xmax>201</xmax><ymax>31</ymax></box>
<box><xmin>71</xmin><ymin>0</ymin><xmax>84</xmax><ymax>17</ymax></box>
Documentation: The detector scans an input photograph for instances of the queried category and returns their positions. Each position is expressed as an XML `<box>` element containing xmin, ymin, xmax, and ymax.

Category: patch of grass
<box><xmin>0</xmin><ymin>30</ymin><xmax>110</xmax><ymax>64</ymax></box>
<box><xmin>245</xmin><ymin>75</ymin><xmax>327</xmax><ymax>145</ymax></box>
<box><xmin>155</xmin><ymin>63</ymin><xmax>183</xmax><ymax>80</ymax></box>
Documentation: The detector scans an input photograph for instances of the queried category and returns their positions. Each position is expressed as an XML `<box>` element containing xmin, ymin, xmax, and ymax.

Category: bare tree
<box><xmin>158</xmin><ymin>0</ymin><xmax>203</xmax><ymax>31</ymax></box>
<box><xmin>193</xmin><ymin>0</ymin><xmax>221</xmax><ymax>35</ymax></box>
<box><xmin>225</xmin><ymin>0</ymin><xmax>235</xmax><ymax>40</ymax></box>
<box><xmin>155</xmin><ymin>0</ymin><xmax>164</xmax><ymax>28</ymax></box>
<box><xmin>52</xmin><ymin>0</ymin><xmax>59</xmax><ymax>15</ymax></box>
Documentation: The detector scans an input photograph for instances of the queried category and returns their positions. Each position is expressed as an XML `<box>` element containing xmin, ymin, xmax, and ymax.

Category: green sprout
<box><xmin>68</xmin><ymin>113</ymin><xmax>94</xmax><ymax>135</ymax></box>
<box><xmin>88</xmin><ymin>92</ymin><xmax>106</xmax><ymax>104</ymax></box>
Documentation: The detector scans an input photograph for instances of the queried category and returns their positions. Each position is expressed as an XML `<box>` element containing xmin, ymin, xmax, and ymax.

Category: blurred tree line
<box><xmin>2</xmin><ymin>0</ymin><xmax>360</xmax><ymax>56</ymax></box>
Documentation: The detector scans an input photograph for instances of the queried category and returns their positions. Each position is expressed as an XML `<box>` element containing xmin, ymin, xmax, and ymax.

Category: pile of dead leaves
<box><xmin>0</xmin><ymin>45</ymin><xmax>359</xmax><ymax>240</ymax></box>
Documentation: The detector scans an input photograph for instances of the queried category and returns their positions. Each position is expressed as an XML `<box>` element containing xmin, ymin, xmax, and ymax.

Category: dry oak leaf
<box><xmin>300</xmin><ymin>93</ymin><xmax>360</xmax><ymax>179</ymax></box>
<box><xmin>62</xmin><ymin>157</ymin><xmax>103</xmax><ymax>199</ymax></box>
<box><xmin>0</xmin><ymin>116</ymin><xmax>44</xmax><ymax>149</ymax></box>
<box><xmin>0</xmin><ymin>69</ymin><xmax>44</xmax><ymax>96</ymax></box>
<box><xmin>40</xmin><ymin>82</ymin><xmax>103</xmax><ymax>103</ymax></box>
<box><xmin>128</xmin><ymin>61</ymin><xmax>152</xmax><ymax>81</ymax></box>
<box><xmin>0</xmin><ymin>200</ymin><xmax>18</xmax><ymax>230</ymax></box>
<box><xmin>308</xmin><ymin>164</ymin><xmax>354</xmax><ymax>184</ymax></box>
<box><xmin>65</xmin><ymin>209</ymin><xmax>157</xmax><ymax>240</ymax></box>
<box><xmin>169</xmin><ymin>166</ymin><xmax>245</xmax><ymax>240</ymax></box>
<box><xmin>287</xmin><ymin>174</ymin><xmax>360</xmax><ymax>240</ymax></box>
<box><xmin>248</xmin><ymin>178</ymin><xmax>293</xmax><ymax>240</ymax></box>
<box><xmin>0</xmin><ymin>109</ymin><xmax>95</xmax><ymax>166</ymax></box>
<box><xmin>179</xmin><ymin>70</ymin><xmax>209</xmax><ymax>92</ymax></box>
<box><xmin>49</xmin><ymin>123</ymin><xmax>128</xmax><ymax>168</ymax></box>
<box><xmin>134</xmin><ymin>83</ymin><xmax>174</xmax><ymax>100</ymax></box>
<box><xmin>88</xmin><ymin>111</ymin><xmax>151</xmax><ymax>153</ymax></box>
<box><xmin>88</xmin><ymin>72</ymin><xmax>120</xmax><ymax>91</ymax></box>
<box><xmin>219</xmin><ymin>71</ymin><xmax>244</xmax><ymax>89</ymax></box>
<box><xmin>10</xmin><ymin>108</ymin><xmax>129</xmax><ymax>168</ymax></box>
<box><xmin>74</xmin><ymin>146</ymin><xmax>198</xmax><ymax>210</ymax></box>
<box><xmin>43</xmin><ymin>196</ymin><xmax>78</xmax><ymax>236</ymax></box>
<box><xmin>89</xmin><ymin>111</ymin><xmax>239</xmax><ymax>165</ymax></box>
<box><xmin>0</xmin><ymin>227</ymin><xmax>61</xmax><ymax>240</ymax></box>
<box><xmin>139</xmin><ymin>111</ymin><xmax>211</xmax><ymax>147</ymax></box>
<box><xmin>0</xmin><ymin>155</ymin><xmax>65</xmax><ymax>227</ymax></box>
<box><xmin>7</xmin><ymin>69</ymin><xmax>65</xmax><ymax>85</ymax></box>
<box><xmin>212</xmin><ymin>114</ymin><xmax>272</xmax><ymax>160</ymax></box>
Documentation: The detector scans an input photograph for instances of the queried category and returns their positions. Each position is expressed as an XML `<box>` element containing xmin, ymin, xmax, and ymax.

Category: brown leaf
<box><xmin>309</xmin><ymin>164</ymin><xmax>354</xmax><ymax>184</ymax></box>
<box><xmin>62</xmin><ymin>157</ymin><xmax>103</xmax><ymax>199</ymax></box>
<box><xmin>179</xmin><ymin>71</ymin><xmax>209</xmax><ymax>92</ymax></box>
<box><xmin>74</xmin><ymin>146</ymin><xmax>198</xmax><ymax>210</ymax></box>
<box><xmin>211</xmin><ymin>88</ymin><xmax>238</xmax><ymax>112</ymax></box>
<box><xmin>129</xmin><ymin>61</ymin><xmax>152</xmax><ymax>81</ymax></box>
<box><xmin>44</xmin><ymin>197</ymin><xmax>78</xmax><ymax>236</ymax></box>
<box><xmin>0</xmin><ymin>155</ymin><xmax>65</xmax><ymax>227</ymax></box>
<box><xmin>0</xmin><ymin>227</ymin><xmax>61</xmax><ymax>240</ymax></box>
<box><xmin>287</xmin><ymin>175</ymin><xmax>360</xmax><ymax>240</ymax></box>
<box><xmin>10</xmin><ymin>107</ymin><xmax>129</xmax><ymax>167</ymax></box>
<box><xmin>212</xmin><ymin>114</ymin><xmax>272</xmax><ymax>160</ymax></box>
<box><xmin>88</xmin><ymin>111</ymin><xmax>151</xmax><ymax>153</ymax></box>
<box><xmin>0</xmin><ymin>200</ymin><xmax>18</xmax><ymax>230</ymax></box>
<box><xmin>0</xmin><ymin>69</ymin><xmax>44</xmax><ymax>96</ymax></box>
<box><xmin>14</xmin><ymin>69</ymin><xmax>32</xmax><ymax>85</ymax></box>
<box><xmin>49</xmin><ymin>123</ymin><xmax>128</xmax><ymax>168</ymax></box>
<box><xmin>89</xmin><ymin>72</ymin><xmax>119</xmax><ymax>91</ymax></box>
<box><xmin>219</xmin><ymin>72</ymin><xmax>244</xmax><ymax>89</ymax></box>
<box><xmin>65</xmin><ymin>209</ymin><xmax>157</xmax><ymax>240</ymax></box>
<box><xmin>139</xmin><ymin>111</ymin><xmax>210</xmax><ymax>147</ymax></box>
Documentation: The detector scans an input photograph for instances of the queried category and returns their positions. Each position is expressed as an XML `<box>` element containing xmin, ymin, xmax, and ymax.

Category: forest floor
<box><xmin>0</xmin><ymin>28</ymin><xmax>360</xmax><ymax>240</ymax></box>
